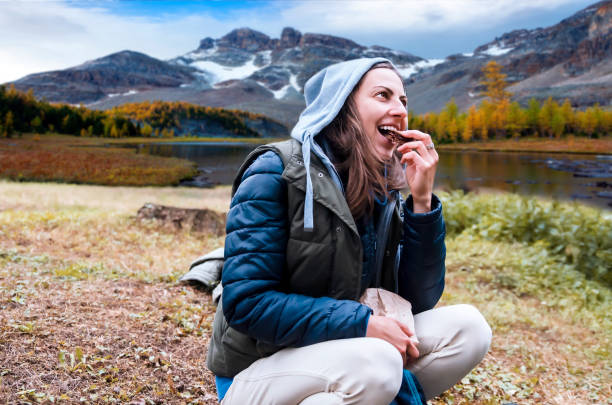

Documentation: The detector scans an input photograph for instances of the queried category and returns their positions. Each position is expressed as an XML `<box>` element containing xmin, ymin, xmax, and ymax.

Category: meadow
<box><xmin>0</xmin><ymin>181</ymin><xmax>609</xmax><ymax>404</ymax></box>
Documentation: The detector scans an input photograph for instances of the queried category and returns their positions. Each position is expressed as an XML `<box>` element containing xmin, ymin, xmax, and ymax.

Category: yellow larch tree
<box><xmin>480</xmin><ymin>60</ymin><xmax>512</xmax><ymax>105</ymax></box>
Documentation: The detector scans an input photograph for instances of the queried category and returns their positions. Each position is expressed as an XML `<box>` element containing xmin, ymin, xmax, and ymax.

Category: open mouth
<box><xmin>377</xmin><ymin>126</ymin><xmax>413</xmax><ymax>145</ymax></box>
<box><xmin>378</xmin><ymin>125</ymin><xmax>398</xmax><ymax>137</ymax></box>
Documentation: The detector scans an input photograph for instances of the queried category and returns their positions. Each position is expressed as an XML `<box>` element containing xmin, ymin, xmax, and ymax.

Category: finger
<box><xmin>396</xmin><ymin>320</ymin><xmax>415</xmax><ymax>337</ymax></box>
<box><xmin>399</xmin><ymin>130</ymin><xmax>436</xmax><ymax>158</ymax></box>
<box><xmin>397</xmin><ymin>129</ymin><xmax>432</xmax><ymax>145</ymax></box>
<box><xmin>400</xmin><ymin>149</ymin><xmax>430</xmax><ymax>170</ymax></box>
<box><xmin>397</xmin><ymin>141</ymin><xmax>434</xmax><ymax>163</ymax></box>
<box><xmin>430</xmin><ymin>146</ymin><xmax>439</xmax><ymax>161</ymax></box>
<box><xmin>407</xmin><ymin>341</ymin><xmax>420</xmax><ymax>359</ymax></box>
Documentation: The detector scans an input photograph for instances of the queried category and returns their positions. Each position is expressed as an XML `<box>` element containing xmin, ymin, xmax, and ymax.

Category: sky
<box><xmin>0</xmin><ymin>0</ymin><xmax>599</xmax><ymax>84</ymax></box>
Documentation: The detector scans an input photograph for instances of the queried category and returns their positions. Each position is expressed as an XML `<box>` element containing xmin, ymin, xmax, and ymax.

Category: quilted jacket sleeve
<box><xmin>398</xmin><ymin>194</ymin><xmax>446</xmax><ymax>313</ymax></box>
<box><xmin>222</xmin><ymin>151</ymin><xmax>371</xmax><ymax>347</ymax></box>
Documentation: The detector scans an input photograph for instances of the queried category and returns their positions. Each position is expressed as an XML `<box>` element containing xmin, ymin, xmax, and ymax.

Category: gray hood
<box><xmin>291</xmin><ymin>57</ymin><xmax>391</xmax><ymax>230</ymax></box>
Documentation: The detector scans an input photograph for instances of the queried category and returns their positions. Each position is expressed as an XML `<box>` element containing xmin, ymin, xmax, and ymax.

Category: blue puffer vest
<box><xmin>207</xmin><ymin>139</ymin><xmax>446</xmax><ymax>379</ymax></box>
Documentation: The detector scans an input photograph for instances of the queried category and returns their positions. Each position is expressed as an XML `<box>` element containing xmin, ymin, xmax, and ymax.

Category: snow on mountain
<box><xmin>480</xmin><ymin>45</ymin><xmax>514</xmax><ymax>56</ymax></box>
<box><xmin>395</xmin><ymin>59</ymin><xmax>445</xmax><ymax>78</ymax></box>
<box><xmin>192</xmin><ymin>57</ymin><xmax>262</xmax><ymax>85</ymax></box>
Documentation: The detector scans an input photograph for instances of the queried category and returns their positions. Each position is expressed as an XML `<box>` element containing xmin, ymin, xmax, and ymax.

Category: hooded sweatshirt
<box><xmin>290</xmin><ymin>57</ymin><xmax>389</xmax><ymax>230</ymax></box>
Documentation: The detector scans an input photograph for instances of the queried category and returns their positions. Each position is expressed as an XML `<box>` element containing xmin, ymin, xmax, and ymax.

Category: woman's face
<box><xmin>353</xmin><ymin>68</ymin><xmax>408</xmax><ymax>160</ymax></box>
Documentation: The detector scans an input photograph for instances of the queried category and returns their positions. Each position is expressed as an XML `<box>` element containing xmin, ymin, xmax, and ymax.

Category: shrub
<box><xmin>440</xmin><ymin>191</ymin><xmax>612</xmax><ymax>286</ymax></box>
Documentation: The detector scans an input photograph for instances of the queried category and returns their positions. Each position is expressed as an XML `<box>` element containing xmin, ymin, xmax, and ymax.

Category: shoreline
<box><xmin>436</xmin><ymin>136</ymin><xmax>612</xmax><ymax>155</ymax></box>
<box><xmin>437</xmin><ymin>146</ymin><xmax>612</xmax><ymax>155</ymax></box>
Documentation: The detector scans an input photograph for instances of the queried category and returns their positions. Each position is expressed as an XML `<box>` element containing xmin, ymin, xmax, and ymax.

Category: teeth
<box><xmin>379</xmin><ymin>125</ymin><xmax>399</xmax><ymax>132</ymax></box>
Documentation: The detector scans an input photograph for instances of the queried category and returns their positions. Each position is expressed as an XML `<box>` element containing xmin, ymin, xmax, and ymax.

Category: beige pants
<box><xmin>221</xmin><ymin>304</ymin><xmax>492</xmax><ymax>404</ymax></box>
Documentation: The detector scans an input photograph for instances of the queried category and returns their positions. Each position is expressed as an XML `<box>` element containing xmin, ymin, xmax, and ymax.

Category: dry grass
<box><xmin>0</xmin><ymin>260</ymin><xmax>219</xmax><ymax>404</ymax></box>
<box><xmin>0</xmin><ymin>180</ymin><xmax>232</xmax><ymax>215</ymax></box>
<box><xmin>437</xmin><ymin>136</ymin><xmax>612</xmax><ymax>155</ymax></box>
<box><xmin>0</xmin><ymin>182</ymin><xmax>227</xmax><ymax>404</ymax></box>
<box><xmin>0</xmin><ymin>182</ymin><xmax>609</xmax><ymax>404</ymax></box>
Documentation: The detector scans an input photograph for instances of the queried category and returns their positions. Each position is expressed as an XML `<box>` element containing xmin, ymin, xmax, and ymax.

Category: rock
<box><xmin>248</xmin><ymin>65</ymin><xmax>291</xmax><ymax>90</ymax></box>
<box><xmin>300</xmin><ymin>33</ymin><xmax>364</xmax><ymax>51</ymax></box>
<box><xmin>137</xmin><ymin>203</ymin><xmax>226</xmax><ymax>236</ymax></box>
<box><xmin>217</xmin><ymin>27</ymin><xmax>271</xmax><ymax>52</ymax></box>
<box><xmin>198</xmin><ymin>37</ymin><xmax>215</xmax><ymax>50</ymax></box>
<box><xmin>279</xmin><ymin>27</ymin><xmax>302</xmax><ymax>49</ymax></box>
<box><xmin>596</xmin><ymin>191</ymin><xmax>612</xmax><ymax>198</ymax></box>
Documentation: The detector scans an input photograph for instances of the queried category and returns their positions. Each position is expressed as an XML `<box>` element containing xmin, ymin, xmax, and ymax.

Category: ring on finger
<box><xmin>426</xmin><ymin>143</ymin><xmax>435</xmax><ymax>150</ymax></box>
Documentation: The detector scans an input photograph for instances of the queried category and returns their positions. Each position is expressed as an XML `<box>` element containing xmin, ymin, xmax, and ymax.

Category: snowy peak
<box><xmin>171</xmin><ymin>26</ymin><xmax>426</xmax><ymax>100</ymax></box>
<box><xmin>474</xmin><ymin>0</ymin><xmax>611</xmax><ymax>57</ymax></box>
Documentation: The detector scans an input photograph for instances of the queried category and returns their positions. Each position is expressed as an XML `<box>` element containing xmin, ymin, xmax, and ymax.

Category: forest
<box><xmin>1</xmin><ymin>61</ymin><xmax>611</xmax><ymax>141</ymax></box>
<box><xmin>411</xmin><ymin>61</ymin><xmax>612</xmax><ymax>142</ymax></box>
<box><xmin>0</xmin><ymin>87</ymin><xmax>270</xmax><ymax>139</ymax></box>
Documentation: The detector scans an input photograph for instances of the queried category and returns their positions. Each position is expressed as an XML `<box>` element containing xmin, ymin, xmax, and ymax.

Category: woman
<box><xmin>206</xmin><ymin>58</ymin><xmax>491</xmax><ymax>404</ymax></box>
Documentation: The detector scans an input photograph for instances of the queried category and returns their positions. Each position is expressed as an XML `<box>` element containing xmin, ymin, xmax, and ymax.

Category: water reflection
<box><xmin>436</xmin><ymin>151</ymin><xmax>611</xmax><ymax>209</ymax></box>
<box><xmin>131</xmin><ymin>142</ymin><xmax>612</xmax><ymax>210</ymax></box>
<box><xmin>140</xmin><ymin>142</ymin><xmax>258</xmax><ymax>185</ymax></box>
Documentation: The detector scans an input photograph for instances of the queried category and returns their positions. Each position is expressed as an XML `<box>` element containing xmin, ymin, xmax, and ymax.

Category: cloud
<box><xmin>0</xmin><ymin>0</ymin><xmax>594</xmax><ymax>83</ymax></box>
<box><xmin>0</xmin><ymin>1</ymin><xmax>251</xmax><ymax>82</ymax></box>
<box><xmin>279</xmin><ymin>0</ymin><xmax>582</xmax><ymax>34</ymax></box>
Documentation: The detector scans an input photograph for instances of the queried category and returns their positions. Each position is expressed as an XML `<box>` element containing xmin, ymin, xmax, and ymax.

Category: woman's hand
<box><xmin>396</xmin><ymin>130</ymin><xmax>439</xmax><ymax>213</ymax></box>
<box><xmin>366</xmin><ymin>315</ymin><xmax>420</xmax><ymax>365</ymax></box>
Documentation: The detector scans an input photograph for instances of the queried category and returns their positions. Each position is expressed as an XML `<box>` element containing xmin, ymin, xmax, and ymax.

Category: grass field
<box><xmin>0</xmin><ymin>181</ymin><xmax>609</xmax><ymax>404</ymax></box>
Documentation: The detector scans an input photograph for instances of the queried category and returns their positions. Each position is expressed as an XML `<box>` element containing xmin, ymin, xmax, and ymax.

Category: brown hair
<box><xmin>320</xmin><ymin>62</ymin><xmax>407</xmax><ymax>220</ymax></box>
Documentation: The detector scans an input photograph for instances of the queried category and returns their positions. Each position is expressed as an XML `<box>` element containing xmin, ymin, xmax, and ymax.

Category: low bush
<box><xmin>440</xmin><ymin>191</ymin><xmax>612</xmax><ymax>286</ymax></box>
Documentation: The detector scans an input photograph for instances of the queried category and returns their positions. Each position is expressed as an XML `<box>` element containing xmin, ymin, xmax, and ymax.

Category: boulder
<box><xmin>137</xmin><ymin>203</ymin><xmax>226</xmax><ymax>236</ymax></box>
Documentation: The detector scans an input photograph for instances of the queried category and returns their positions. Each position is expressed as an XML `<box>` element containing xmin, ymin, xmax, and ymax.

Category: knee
<box><xmin>350</xmin><ymin>338</ymin><xmax>403</xmax><ymax>399</ymax></box>
<box><xmin>454</xmin><ymin>304</ymin><xmax>492</xmax><ymax>362</ymax></box>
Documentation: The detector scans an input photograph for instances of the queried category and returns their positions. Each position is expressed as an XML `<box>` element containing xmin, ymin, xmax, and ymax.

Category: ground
<box><xmin>0</xmin><ymin>181</ymin><xmax>609</xmax><ymax>404</ymax></box>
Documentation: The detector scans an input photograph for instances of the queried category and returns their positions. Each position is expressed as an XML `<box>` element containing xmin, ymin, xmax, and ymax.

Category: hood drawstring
<box><xmin>302</xmin><ymin>132</ymin><xmax>314</xmax><ymax>231</ymax></box>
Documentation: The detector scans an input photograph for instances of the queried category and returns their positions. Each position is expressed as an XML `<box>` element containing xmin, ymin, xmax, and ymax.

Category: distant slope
<box><xmin>405</xmin><ymin>0</ymin><xmax>612</xmax><ymax>113</ymax></box>
<box><xmin>11</xmin><ymin>51</ymin><xmax>198</xmax><ymax>104</ymax></box>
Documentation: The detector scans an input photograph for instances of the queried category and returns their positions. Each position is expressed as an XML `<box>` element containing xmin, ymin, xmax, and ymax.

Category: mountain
<box><xmin>11</xmin><ymin>51</ymin><xmax>197</xmax><ymax>104</ymax></box>
<box><xmin>7</xmin><ymin>27</ymin><xmax>430</xmax><ymax>126</ymax></box>
<box><xmin>6</xmin><ymin>1</ymin><xmax>611</xmax><ymax>125</ymax></box>
<box><xmin>404</xmin><ymin>0</ymin><xmax>612</xmax><ymax>113</ymax></box>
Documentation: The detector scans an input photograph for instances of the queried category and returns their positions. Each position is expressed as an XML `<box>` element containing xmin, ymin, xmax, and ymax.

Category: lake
<box><xmin>130</xmin><ymin>141</ymin><xmax>612</xmax><ymax>210</ymax></box>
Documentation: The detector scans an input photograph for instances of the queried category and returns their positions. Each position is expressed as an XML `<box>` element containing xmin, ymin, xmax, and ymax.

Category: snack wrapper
<box><xmin>359</xmin><ymin>288</ymin><xmax>419</xmax><ymax>347</ymax></box>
